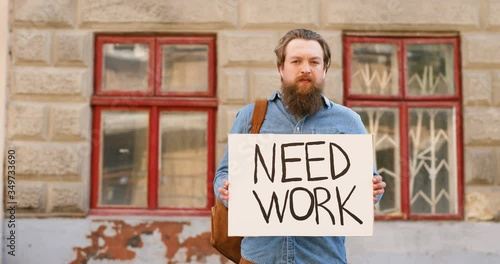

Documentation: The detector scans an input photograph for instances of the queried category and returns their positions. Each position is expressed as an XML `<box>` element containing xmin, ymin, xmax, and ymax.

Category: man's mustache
<box><xmin>295</xmin><ymin>75</ymin><xmax>313</xmax><ymax>82</ymax></box>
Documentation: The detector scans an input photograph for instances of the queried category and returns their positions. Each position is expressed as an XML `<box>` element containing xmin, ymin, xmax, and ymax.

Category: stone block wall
<box><xmin>8</xmin><ymin>0</ymin><xmax>91</xmax><ymax>216</ymax></box>
<box><xmin>5</xmin><ymin>0</ymin><xmax>500</xmax><ymax>221</ymax></box>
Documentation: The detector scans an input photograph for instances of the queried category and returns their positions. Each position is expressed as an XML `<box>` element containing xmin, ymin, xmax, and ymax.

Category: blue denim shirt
<box><xmin>214</xmin><ymin>91</ymin><xmax>379</xmax><ymax>264</ymax></box>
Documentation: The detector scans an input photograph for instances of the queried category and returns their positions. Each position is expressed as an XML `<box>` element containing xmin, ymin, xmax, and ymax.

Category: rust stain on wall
<box><xmin>71</xmin><ymin>220</ymin><xmax>226</xmax><ymax>264</ymax></box>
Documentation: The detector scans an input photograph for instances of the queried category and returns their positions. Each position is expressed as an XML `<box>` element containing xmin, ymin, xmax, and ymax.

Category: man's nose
<box><xmin>300</xmin><ymin>63</ymin><xmax>311</xmax><ymax>74</ymax></box>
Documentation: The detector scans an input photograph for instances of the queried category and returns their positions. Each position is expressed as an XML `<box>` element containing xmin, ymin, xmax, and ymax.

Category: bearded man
<box><xmin>214</xmin><ymin>28</ymin><xmax>386</xmax><ymax>264</ymax></box>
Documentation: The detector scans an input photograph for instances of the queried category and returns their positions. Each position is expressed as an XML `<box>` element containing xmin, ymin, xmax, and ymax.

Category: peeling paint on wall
<box><xmin>71</xmin><ymin>220</ymin><xmax>228</xmax><ymax>264</ymax></box>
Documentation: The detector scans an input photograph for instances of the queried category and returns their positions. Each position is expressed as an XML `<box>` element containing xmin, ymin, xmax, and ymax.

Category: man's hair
<box><xmin>274</xmin><ymin>28</ymin><xmax>331</xmax><ymax>72</ymax></box>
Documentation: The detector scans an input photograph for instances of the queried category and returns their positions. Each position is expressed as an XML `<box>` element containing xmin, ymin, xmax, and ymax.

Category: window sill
<box><xmin>89</xmin><ymin>208</ymin><xmax>212</xmax><ymax>217</ymax></box>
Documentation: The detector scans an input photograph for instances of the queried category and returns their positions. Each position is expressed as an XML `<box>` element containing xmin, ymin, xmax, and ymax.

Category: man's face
<box><xmin>279</xmin><ymin>39</ymin><xmax>326</xmax><ymax>93</ymax></box>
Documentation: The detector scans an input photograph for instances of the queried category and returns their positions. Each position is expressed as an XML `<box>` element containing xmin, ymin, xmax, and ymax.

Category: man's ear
<box><xmin>278</xmin><ymin>66</ymin><xmax>284</xmax><ymax>79</ymax></box>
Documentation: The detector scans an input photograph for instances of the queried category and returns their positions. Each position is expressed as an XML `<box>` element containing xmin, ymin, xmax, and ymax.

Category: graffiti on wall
<box><xmin>71</xmin><ymin>220</ymin><xmax>228</xmax><ymax>263</ymax></box>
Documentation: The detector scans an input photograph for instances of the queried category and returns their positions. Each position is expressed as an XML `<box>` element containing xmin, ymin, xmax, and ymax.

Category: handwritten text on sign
<box><xmin>228</xmin><ymin>134</ymin><xmax>374</xmax><ymax>237</ymax></box>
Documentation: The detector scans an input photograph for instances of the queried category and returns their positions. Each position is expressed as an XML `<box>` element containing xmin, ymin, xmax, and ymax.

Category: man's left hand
<box><xmin>373</xmin><ymin>175</ymin><xmax>386</xmax><ymax>202</ymax></box>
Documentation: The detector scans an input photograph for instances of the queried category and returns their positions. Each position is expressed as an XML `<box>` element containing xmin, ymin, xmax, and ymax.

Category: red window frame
<box><xmin>343</xmin><ymin>34</ymin><xmax>463</xmax><ymax>220</ymax></box>
<box><xmin>90</xmin><ymin>34</ymin><xmax>217</xmax><ymax>216</ymax></box>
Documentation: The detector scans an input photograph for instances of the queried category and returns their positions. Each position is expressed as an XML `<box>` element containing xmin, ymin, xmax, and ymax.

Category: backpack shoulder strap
<box><xmin>250</xmin><ymin>100</ymin><xmax>268</xmax><ymax>134</ymax></box>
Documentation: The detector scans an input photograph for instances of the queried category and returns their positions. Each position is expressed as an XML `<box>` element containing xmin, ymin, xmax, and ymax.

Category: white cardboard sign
<box><xmin>228</xmin><ymin>134</ymin><xmax>374</xmax><ymax>237</ymax></box>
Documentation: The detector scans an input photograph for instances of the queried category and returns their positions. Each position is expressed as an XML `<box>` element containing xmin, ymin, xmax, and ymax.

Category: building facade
<box><xmin>2</xmin><ymin>0</ymin><xmax>500</xmax><ymax>263</ymax></box>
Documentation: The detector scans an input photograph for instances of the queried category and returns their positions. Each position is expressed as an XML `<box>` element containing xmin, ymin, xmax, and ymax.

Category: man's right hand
<box><xmin>217</xmin><ymin>179</ymin><xmax>229</xmax><ymax>202</ymax></box>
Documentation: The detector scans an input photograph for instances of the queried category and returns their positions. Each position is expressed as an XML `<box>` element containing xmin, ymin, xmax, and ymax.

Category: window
<box><xmin>91</xmin><ymin>35</ymin><xmax>217</xmax><ymax>215</ymax></box>
<box><xmin>343</xmin><ymin>34</ymin><xmax>463</xmax><ymax>220</ymax></box>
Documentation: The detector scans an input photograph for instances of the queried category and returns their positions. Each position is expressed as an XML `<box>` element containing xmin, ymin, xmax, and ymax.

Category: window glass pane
<box><xmin>102</xmin><ymin>43</ymin><xmax>149</xmax><ymax>91</ymax></box>
<box><xmin>407</xmin><ymin>44</ymin><xmax>455</xmax><ymax>96</ymax></box>
<box><xmin>99</xmin><ymin>111</ymin><xmax>149</xmax><ymax>207</ymax></box>
<box><xmin>161</xmin><ymin>44</ymin><xmax>209</xmax><ymax>93</ymax></box>
<box><xmin>353</xmin><ymin>107</ymin><xmax>401</xmax><ymax>215</ymax></box>
<box><xmin>350</xmin><ymin>43</ymin><xmax>399</xmax><ymax>95</ymax></box>
<box><xmin>159</xmin><ymin>111</ymin><xmax>208</xmax><ymax>208</ymax></box>
<box><xmin>409</xmin><ymin>108</ymin><xmax>457</xmax><ymax>214</ymax></box>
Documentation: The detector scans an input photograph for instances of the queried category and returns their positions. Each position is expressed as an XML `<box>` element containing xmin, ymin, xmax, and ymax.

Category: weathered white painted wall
<box><xmin>3</xmin><ymin>217</ymin><xmax>223</xmax><ymax>264</ymax></box>
<box><xmin>3</xmin><ymin>220</ymin><xmax>500</xmax><ymax>263</ymax></box>
<box><xmin>348</xmin><ymin>222</ymin><xmax>500</xmax><ymax>263</ymax></box>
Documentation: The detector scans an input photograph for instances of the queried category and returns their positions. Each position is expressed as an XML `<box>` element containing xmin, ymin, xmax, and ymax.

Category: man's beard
<box><xmin>281</xmin><ymin>75</ymin><xmax>325</xmax><ymax>118</ymax></box>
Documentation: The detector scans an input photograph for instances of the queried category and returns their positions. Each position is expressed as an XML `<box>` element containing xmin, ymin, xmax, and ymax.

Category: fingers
<box><xmin>373</xmin><ymin>175</ymin><xmax>385</xmax><ymax>201</ymax></box>
<box><xmin>372</xmin><ymin>176</ymin><xmax>386</xmax><ymax>190</ymax></box>
<box><xmin>373</xmin><ymin>188</ymin><xmax>385</xmax><ymax>196</ymax></box>
<box><xmin>217</xmin><ymin>187</ymin><xmax>229</xmax><ymax>201</ymax></box>
<box><xmin>373</xmin><ymin>181</ymin><xmax>386</xmax><ymax>190</ymax></box>
<box><xmin>217</xmin><ymin>180</ymin><xmax>230</xmax><ymax>201</ymax></box>
<box><xmin>372</xmin><ymin>175</ymin><xmax>383</xmax><ymax>184</ymax></box>
<box><xmin>373</xmin><ymin>188</ymin><xmax>385</xmax><ymax>201</ymax></box>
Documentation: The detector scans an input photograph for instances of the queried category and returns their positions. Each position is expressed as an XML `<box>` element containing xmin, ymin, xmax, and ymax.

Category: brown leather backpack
<box><xmin>210</xmin><ymin>100</ymin><xmax>268</xmax><ymax>263</ymax></box>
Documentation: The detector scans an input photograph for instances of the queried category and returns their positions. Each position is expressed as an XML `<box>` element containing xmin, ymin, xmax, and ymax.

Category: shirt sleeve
<box><xmin>213</xmin><ymin>105</ymin><xmax>253</xmax><ymax>207</ymax></box>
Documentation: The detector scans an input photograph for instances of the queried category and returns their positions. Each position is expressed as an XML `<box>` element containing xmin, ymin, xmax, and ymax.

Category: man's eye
<box><xmin>291</xmin><ymin>60</ymin><xmax>298</xmax><ymax>64</ymax></box>
<box><xmin>312</xmin><ymin>61</ymin><xmax>320</xmax><ymax>65</ymax></box>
